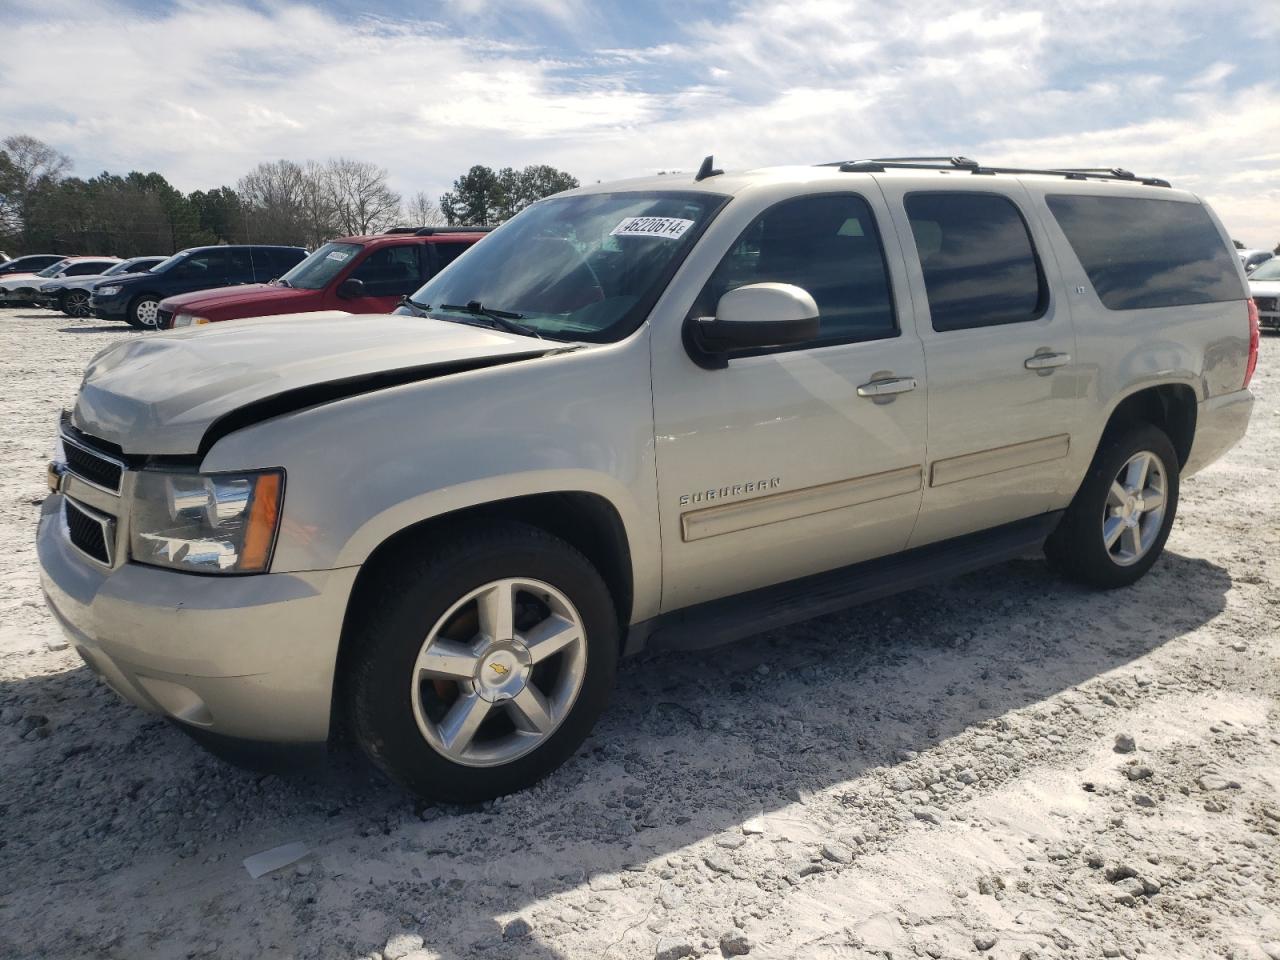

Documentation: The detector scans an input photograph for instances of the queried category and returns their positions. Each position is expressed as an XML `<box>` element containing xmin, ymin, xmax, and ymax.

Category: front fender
<box><xmin>200</xmin><ymin>332</ymin><xmax>663</xmax><ymax>620</ymax></box>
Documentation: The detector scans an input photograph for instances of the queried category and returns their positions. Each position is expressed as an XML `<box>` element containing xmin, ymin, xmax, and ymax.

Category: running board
<box><xmin>625</xmin><ymin>512</ymin><xmax>1062</xmax><ymax>656</ymax></box>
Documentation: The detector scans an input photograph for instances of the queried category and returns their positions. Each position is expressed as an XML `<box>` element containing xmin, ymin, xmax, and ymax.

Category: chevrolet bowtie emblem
<box><xmin>489</xmin><ymin>663</ymin><xmax>510</xmax><ymax>677</ymax></box>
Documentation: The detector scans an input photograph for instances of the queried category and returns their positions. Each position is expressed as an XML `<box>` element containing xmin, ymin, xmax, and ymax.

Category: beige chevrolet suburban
<box><xmin>39</xmin><ymin>156</ymin><xmax>1258</xmax><ymax>802</ymax></box>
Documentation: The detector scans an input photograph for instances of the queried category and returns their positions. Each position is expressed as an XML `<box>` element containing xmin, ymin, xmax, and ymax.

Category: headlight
<box><xmin>130</xmin><ymin>469</ymin><xmax>284</xmax><ymax>573</ymax></box>
<box><xmin>173</xmin><ymin>314</ymin><xmax>210</xmax><ymax>328</ymax></box>
<box><xmin>96</xmin><ymin>285</ymin><xmax>121</xmax><ymax>297</ymax></box>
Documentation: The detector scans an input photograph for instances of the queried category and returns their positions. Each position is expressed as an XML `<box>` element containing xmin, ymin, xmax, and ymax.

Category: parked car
<box><xmin>40</xmin><ymin>158</ymin><xmax>1256</xmax><ymax>802</ymax></box>
<box><xmin>0</xmin><ymin>257</ymin><xmax>121</xmax><ymax>305</ymax></box>
<box><xmin>0</xmin><ymin>253</ymin><xmax>66</xmax><ymax>278</ymax></box>
<box><xmin>1248</xmin><ymin>257</ymin><xmax>1280</xmax><ymax>332</ymax></box>
<box><xmin>157</xmin><ymin>228</ymin><xmax>490</xmax><ymax>330</ymax></box>
<box><xmin>1239</xmin><ymin>248</ymin><xmax>1274</xmax><ymax>273</ymax></box>
<box><xmin>89</xmin><ymin>244</ymin><xmax>307</xmax><ymax>329</ymax></box>
<box><xmin>36</xmin><ymin>256</ymin><xmax>167</xmax><ymax>317</ymax></box>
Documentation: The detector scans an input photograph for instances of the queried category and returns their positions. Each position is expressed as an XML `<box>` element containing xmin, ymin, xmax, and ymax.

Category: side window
<box><xmin>1046</xmin><ymin>195</ymin><xmax>1245</xmax><ymax>309</ymax></box>
<box><xmin>226</xmin><ymin>249</ymin><xmax>254</xmax><ymax>281</ymax></box>
<box><xmin>64</xmin><ymin>262</ymin><xmax>109</xmax><ymax>276</ymax></box>
<box><xmin>905</xmin><ymin>192</ymin><xmax>1047</xmax><ymax>332</ymax></box>
<box><xmin>352</xmin><ymin>245</ymin><xmax>422</xmax><ymax>297</ymax></box>
<box><xmin>173</xmin><ymin>252</ymin><xmax>225</xmax><ymax>280</ymax></box>
<box><xmin>433</xmin><ymin>242</ymin><xmax>470</xmax><ymax>274</ymax></box>
<box><xmin>693</xmin><ymin>193</ymin><xmax>897</xmax><ymax>346</ymax></box>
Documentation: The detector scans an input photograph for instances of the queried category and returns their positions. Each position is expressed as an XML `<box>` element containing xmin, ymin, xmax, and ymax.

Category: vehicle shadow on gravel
<box><xmin>0</xmin><ymin>550</ymin><xmax>1233</xmax><ymax>960</ymax></box>
<box><xmin>55</xmin><ymin>324</ymin><xmax>127</xmax><ymax>334</ymax></box>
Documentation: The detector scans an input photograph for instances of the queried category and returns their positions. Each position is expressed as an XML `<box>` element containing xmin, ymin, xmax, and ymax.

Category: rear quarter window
<box><xmin>1045</xmin><ymin>195</ymin><xmax>1244</xmax><ymax>310</ymax></box>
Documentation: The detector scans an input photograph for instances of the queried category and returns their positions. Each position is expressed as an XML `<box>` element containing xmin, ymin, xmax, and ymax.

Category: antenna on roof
<box><xmin>694</xmin><ymin>155</ymin><xmax>723</xmax><ymax>182</ymax></box>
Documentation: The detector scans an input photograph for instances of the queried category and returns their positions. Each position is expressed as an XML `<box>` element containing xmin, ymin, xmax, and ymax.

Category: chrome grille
<box><xmin>65</xmin><ymin>499</ymin><xmax>114</xmax><ymax>565</ymax></box>
<box><xmin>61</xmin><ymin>432</ymin><xmax>125</xmax><ymax>495</ymax></box>
<box><xmin>1255</xmin><ymin>296</ymin><xmax>1277</xmax><ymax>313</ymax></box>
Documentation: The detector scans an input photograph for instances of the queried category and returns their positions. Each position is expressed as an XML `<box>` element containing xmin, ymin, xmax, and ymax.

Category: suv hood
<box><xmin>161</xmin><ymin>283</ymin><xmax>307</xmax><ymax>312</ymax></box>
<box><xmin>1248</xmin><ymin>279</ymin><xmax>1280</xmax><ymax>297</ymax></box>
<box><xmin>72</xmin><ymin>312</ymin><xmax>556</xmax><ymax>455</ymax></box>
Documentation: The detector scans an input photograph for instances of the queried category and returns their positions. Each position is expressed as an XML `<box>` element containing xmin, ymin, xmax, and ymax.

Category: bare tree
<box><xmin>237</xmin><ymin>159</ymin><xmax>311</xmax><ymax>245</ymax></box>
<box><xmin>401</xmin><ymin>190</ymin><xmax>445</xmax><ymax>228</ymax></box>
<box><xmin>1</xmin><ymin>134</ymin><xmax>72</xmax><ymax>241</ymax></box>
<box><xmin>322</xmin><ymin>158</ymin><xmax>401</xmax><ymax>236</ymax></box>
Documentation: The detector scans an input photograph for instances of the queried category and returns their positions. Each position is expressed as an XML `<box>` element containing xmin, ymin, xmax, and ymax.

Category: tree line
<box><xmin>0</xmin><ymin>134</ymin><xmax>579</xmax><ymax>257</ymax></box>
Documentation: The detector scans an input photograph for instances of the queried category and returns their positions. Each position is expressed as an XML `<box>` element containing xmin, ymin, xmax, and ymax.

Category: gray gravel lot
<box><xmin>0</xmin><ymin>308</ymin><xmax>1277</xmax><ymax>960</ymax></box>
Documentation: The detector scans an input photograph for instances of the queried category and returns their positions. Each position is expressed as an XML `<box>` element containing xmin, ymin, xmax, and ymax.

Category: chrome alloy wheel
<box><xmin>65</xmin><ymin>291</ymin><xmax>91</xmax><ymax>317</ymax></box>
<box><xmin>1103</xmin><ymin>451</ymin><xmax>1167</xmax><ymax>566</ymax></box>
<box><xmin>135</xmin><ymin>299</ymin><xmax>159</xmax><ymax>327</ymax></box>
<box><xmin>409</xmin><ymin>578</ymin><xmax>587</xmax><ymax>767</ymax></box>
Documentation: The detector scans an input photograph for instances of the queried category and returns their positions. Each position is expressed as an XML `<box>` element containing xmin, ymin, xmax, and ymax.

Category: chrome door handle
<box><xmin>1024</xmin><ymin>352</ymin><xmax>1071</xmax><ymax>370</ymax></box>
<box><xmin>857</xmin><ymin>376</ymin><xmax>918</xmax><ymax>398</ymax></box>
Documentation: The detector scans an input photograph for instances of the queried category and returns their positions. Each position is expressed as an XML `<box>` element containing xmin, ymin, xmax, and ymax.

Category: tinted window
<box><xmin>1046</xmin><ymin>195</ymin><xmax>1243</xmax><ymax>310</ymax></box>
<box><xmin>172</xmin><ymin>250</ymin><xmax>228</xmax><ymax>280</ymax></box>
<box><xmin>905</xmin><ymin>193</ymin><xmax>1046</xmax><ymax>332</ymax></box>
<box><xmin>226</xmin><ymin>249</ymin><xmax>254</xmax><ymax>281</ymax></box>
<box><xmin>352</xmin><ymin>244</ymin><xmax>423</xmax><ymax>297</ymax></box>
<box><xmin>694</xmin><ymin>194</ymin><xmax>897</xmax><ymax>346</ymax></box>
<box><xmin>434</xmin><ymin>242</ymin><xmax>470</xmax><ymax>273</ymax></box>
<box><xmin>64</xmin><ymin>262</ymin><xmax>115</xmax><ymax>276</ymax></box>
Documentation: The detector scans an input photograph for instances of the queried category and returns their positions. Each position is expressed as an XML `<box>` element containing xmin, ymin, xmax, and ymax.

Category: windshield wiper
<box><xmin>439</xmin><ymin>301</ymin><xmax>542</xmax><ymax>339</ymax></box>
<box><xmin>398</xmin><ymin>296</ymin><xmax>432</xmax><ymax>316</ymax></box>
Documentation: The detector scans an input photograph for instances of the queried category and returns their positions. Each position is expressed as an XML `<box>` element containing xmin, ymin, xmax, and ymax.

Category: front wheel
<box><xmin>1045</xmin><ymin>423</ymin><xmax>1180</xmax><ymax>589</ymax></box>
<box><xmin>62</xmin><ymin>290</ymin><xmax>92</xmax><ymax>318</ymax></box>
<box><xmin>345</xmin><ymin>522</ymin><xmax>619</xmax><ymax>803</ymax></box>
<box><xmin>126</xmin><ymin>296</ymin><xmax>161</xmax><ymax>330</ymax></box>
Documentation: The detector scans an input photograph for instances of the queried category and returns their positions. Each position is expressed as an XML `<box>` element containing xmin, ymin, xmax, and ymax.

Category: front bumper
<box><xmin>89</xmin><ymin>292</ymin><xmax>131</xmax><ymax>321</ymax></box>
<box><xmin>1184</xmin><ymin>388</ymin><xmax>1254</xmax><ymax>477</ymax></box>
<box><xmin>38</xmin><ymin>494</ymin><xmax>359</xmax><ymax>744</ymax></box>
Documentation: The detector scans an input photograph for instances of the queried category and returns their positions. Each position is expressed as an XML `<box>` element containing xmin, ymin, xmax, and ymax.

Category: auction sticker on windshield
<box><xmin>610</xmin><ymin>217</ymin><xmax>695</xmax><ymax>240</ymax></box>
<box><xmin>326</xmin><ymin>250</ymin><xmax>351</xmax><ymax>261</ymax></box>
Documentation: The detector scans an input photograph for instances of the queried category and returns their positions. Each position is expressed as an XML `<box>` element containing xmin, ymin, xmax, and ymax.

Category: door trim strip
<box><xmin>930</xmin><ymin>434</ymin><xmax>1070</xmax><ymax>487</ymax></box>
<box><xmin>681</xmin><ymin>465</ymin><xmax>923</xmax><ymax>542</ymax></box>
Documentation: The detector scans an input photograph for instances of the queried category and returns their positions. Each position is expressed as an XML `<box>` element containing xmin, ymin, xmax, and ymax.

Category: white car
<box><xmin>1239</xmin><ymin>248</ymin><xmax>1274</xmax><ymax>273</ymax></box>
<box><xmin>0</xmin><ymin>256</ymin><xmax>121</xmax><ymax>304</ymax></box>
<box><xmin>1248</xmin><ymin>257</ymin><xmax>1280</xmax><ymax>331</ymax></box>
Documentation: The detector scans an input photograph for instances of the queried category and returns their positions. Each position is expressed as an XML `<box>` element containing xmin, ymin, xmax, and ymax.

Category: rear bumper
<box><xmin>1184</xmin><ymin>388</ymin><xmax>1254</xmax><ymax>477</ymax></box>
<box><xmin>38</xmin><ymin>495</ymin><xmax>359</xmax><ymax>744</ymax></box>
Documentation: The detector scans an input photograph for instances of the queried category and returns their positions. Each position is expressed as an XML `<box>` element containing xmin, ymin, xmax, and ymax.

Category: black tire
<box><xmin>61</xmin><ymin>290</ymin><xmax>92</xmax><ymax>318</ymax></box>
<box><xmin>345</xmin><ymin>521</ymin><xmax>619</xmax><ymax>803</ymax></box>
<box><xmin>126</xmin><ymin>295</ymin><xmax>161</xmax><ymax>330</ymax></box>
<box><xmin>1045</xmin><ymin>423</ymin><xmax>1180</xmax><ymax>589</ymax></box>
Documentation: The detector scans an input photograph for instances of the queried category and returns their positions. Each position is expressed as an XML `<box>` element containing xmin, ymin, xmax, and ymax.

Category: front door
<box><xmin>650</xmin><ymin>189</ymin><xmax>928</xmax><ymax>612</ymax></box>
<box><xmin>336</xmin><ymin>244</ymin><xmax>427</xmax><ymax>313</ymax></box>
<box><xmin>876</xmin><ymin>181</ymin><xmax>1082</xmax><ymax>547</ymax></box>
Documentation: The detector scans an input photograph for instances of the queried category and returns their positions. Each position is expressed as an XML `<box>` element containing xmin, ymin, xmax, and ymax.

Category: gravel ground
<box><xmin>0</xmin><ymin>307</ymin><xmax>1277</xmax><ymax>960</ymax></box>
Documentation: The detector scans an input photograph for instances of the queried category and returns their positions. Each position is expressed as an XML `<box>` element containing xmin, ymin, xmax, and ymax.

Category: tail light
<box><xmin>1245</xmin><ymin>298</ymin><xmax>1259</xmax><ymax>389</ymax></box>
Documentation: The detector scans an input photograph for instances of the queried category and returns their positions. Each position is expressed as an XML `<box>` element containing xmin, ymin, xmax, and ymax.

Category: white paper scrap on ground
<box><xmin>243</xmin><ymin>841</ymin><xmax>309</xmax><ymax>879</ymax></box>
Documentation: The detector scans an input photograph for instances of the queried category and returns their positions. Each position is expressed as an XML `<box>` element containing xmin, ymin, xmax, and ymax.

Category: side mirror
<box><xmin>694</xmin><ymin>283</ymin><xmax>820</xmax><ymax>359</ymax></box>
<box><xmin>336</xmin><ymin>277</ymin><xmax>366</xmax><ymax>299</ymax></box>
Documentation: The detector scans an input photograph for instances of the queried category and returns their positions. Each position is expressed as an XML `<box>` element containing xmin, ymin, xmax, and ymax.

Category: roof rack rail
<box><xmin>818</xmin><ymin>156</ymin><xmax>1170</xmax><ymax>188</ymax></box>
<box><xmin>383</xmin><ymin>225</ymin><xmax>496</xmax><ymax>235</ymax></box>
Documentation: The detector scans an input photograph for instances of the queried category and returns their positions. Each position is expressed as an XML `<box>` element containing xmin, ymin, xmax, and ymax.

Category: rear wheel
<box><xmin>62</xmin><ymin>290</ymin><xmax>92</xmax><ymax>318</ymax></box>
<box><xmin>126</xmin><ymin>296</ymin><xmax>161</xmax><ymax>330</ymax></box>
<box><xmin>1046</xmin><ymin>423</ymin><xmax>1179</xmax><ymax>588</ymax></box>
<box><xmin>345</xmin><ymin>522</ymin><xmax>619</xmax><ymax>803</ymax></box>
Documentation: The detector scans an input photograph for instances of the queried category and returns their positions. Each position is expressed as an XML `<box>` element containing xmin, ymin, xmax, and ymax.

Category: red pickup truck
<box><xmin>157</xmin><ymin>227</ymin><xmax>490</xmax><ymax>329</ymax></box>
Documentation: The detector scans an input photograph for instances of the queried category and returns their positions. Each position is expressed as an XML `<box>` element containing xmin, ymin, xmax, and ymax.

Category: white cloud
<box><xmin>1</xmin><ymin>0</ymin><xmax>1276</xmax><ymax>246</ymax></box>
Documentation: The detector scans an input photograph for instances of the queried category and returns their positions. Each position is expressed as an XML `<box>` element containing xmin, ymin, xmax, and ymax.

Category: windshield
<box><xmin>1249</xmin><ymin>259</ymin><xmax>1280</xmax><ymax>280</ymax></box>
<box><xmin>406</xmin><ymin>191</ymin><xmax>727</xmax><ymax>342</ymax></box>
<box><xmin>149</xmin><ymin>250</ymin><xmax>193</xmax><ymax>274</ymax></box>
<box><xmin>278</xmin><ymin>242</ymin><xmax>364</xmax><ymax>290</ymax></box>
<box><xmin>36</xmin><ymin>260</ymin><xmax>70</xmax><ymax>278</ymax></box>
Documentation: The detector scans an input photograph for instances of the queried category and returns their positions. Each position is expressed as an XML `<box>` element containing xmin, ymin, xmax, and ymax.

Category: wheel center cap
<box><xmin>474</xmin><ymin>640</ymin><xmax>532</xmax><ymax>702</ymax></box>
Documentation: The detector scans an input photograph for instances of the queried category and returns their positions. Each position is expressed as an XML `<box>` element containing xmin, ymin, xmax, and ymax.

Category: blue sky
<box><xmin>2</xmin><ymin>0</ymin><xmax>1277</xmax><ymax>244</ymax></box>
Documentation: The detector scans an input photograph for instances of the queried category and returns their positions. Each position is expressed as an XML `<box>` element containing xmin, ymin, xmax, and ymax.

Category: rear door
<box><xmin>875</xmin><ymin>180</ymin><xmax>1081</xmax><ymax>547</ymax></box>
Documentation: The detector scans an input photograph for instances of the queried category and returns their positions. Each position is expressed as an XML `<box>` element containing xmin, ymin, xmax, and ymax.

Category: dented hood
<box><xmin>72</xmin><ymin>311</ymin><xmax>553</xmax><ymax>455</ymax></box>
